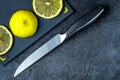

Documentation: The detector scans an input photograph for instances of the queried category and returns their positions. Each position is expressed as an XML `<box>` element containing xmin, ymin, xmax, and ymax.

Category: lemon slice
<box><xmin>0</xmin><ymin>25</ymin><xmax>13</xmax><ymax>55</ymax></box>
<box><xmin>33</xmin><ymin>0</ymin><xmax>63</xmax><ymax>19</ymax></box>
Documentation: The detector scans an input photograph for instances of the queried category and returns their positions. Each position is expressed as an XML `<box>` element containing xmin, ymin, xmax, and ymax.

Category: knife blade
<box><xmin>14</xmin><ymin>5</ymin><xmax>104</xmax><ymax>77</ymax></box>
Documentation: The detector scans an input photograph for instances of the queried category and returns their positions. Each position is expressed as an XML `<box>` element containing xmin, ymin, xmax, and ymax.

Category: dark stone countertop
<box><xmin>0</xmin><ymin>0</ymin><xmax>120</xmax><ymax>80</ymax></box>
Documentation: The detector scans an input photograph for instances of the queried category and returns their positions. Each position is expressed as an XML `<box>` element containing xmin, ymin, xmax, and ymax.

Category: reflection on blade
<box><xmin>14</xmin><ymin>34</ymin><xmax>66</xmax><ymax>77</ymax></box>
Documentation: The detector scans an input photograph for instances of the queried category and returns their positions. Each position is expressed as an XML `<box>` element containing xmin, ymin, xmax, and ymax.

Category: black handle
<box><xmin>64</xmin><ymin>5</ymin><xmax>104</xmax><ymax>38</ymax></box>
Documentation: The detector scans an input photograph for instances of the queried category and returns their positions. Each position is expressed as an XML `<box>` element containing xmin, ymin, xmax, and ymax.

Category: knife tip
<box><xmin>14</xmin><ymin>69</ymin><xmax>20</xmax><ymax>77</ymax></box>
<box><xmin>14</xmin><ymin>72</ymin><xmax>18</xmax><ymax>77</ymax></box>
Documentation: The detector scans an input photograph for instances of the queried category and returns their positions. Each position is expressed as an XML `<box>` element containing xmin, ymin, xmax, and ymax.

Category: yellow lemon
<box><xmin>33</xmin><ymin>0</ymin><xmax>63</xmax><ymax>19</ymax></box>
<box><xmin>0</xmin><ymin>25</ymin><xmax>13</xmax><ymax>55</ymax></box>
<box><xmin>9</xmin><ymin>10</ymin><xmax>38</xmax><ymax>38</ymax></box>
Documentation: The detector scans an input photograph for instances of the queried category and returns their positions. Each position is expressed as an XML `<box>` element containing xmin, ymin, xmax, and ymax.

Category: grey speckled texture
<box><xmin>0</xmin><ymin>0</ymin><xmax>120</xmax><ymax>80</ymax></box>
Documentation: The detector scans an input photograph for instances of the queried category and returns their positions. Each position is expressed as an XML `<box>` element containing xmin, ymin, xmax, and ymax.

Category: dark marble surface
<box><xmin>0</xmin><ymin>0</ymin><xmax>120</xmax><ymax>80</ymax></box>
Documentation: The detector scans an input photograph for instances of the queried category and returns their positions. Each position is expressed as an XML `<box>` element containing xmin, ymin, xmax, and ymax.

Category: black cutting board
<box><xmin>0</xmin><ymin>0</ymin><xmax>73</xmax><ymax>66</ymax></box>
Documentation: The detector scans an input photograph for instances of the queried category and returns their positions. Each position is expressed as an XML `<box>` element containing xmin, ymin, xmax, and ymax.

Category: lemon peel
<box><xmin>0</xmin><ymin>56</ymin><xmax>7</xmax><ymax>61</ymax></box>
<box><xmin>9</xmin><ymin>10</ymin><xmax>38</xmax><ymax>38</ymax></box>
<box><xmin>64</xmin><ymin>6</ymin><xmax>69</xmax><ymax>14</ymax></box>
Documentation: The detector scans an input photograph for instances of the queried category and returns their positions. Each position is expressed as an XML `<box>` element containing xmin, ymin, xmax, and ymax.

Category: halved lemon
<box><xmin>9</xmin><ymin>10</ymin><xmax>38</xmax><ymax>38</ymax></box>
<box><xmin>0</xmin><ymin>25</ymin><xmax>13</xmax><ymax>55</ymax></box>
<box><xmin>33</xmin><ymin>0</ymin><xmax>63</xmax><ymax>19</ymax></box>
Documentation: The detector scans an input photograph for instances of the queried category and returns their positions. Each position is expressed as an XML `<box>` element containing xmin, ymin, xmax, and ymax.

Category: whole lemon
<box><xmin>9</xmin><ymin>10</ymin><xmax>38</xmax><ymax>38</ymax></box>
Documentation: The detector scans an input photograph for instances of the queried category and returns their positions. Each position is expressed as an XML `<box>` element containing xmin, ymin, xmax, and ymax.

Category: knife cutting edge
<box><xmin>14</xmin><ymin>5</ymin><xmax>104</xmax><ymax>77</ymax></box>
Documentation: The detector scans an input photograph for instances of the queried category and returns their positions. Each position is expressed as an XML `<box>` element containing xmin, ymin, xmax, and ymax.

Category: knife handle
<box><xmin>64</xmin><ymin>5</ymin><xmax>104</xmax><ymax>38</ymax></box>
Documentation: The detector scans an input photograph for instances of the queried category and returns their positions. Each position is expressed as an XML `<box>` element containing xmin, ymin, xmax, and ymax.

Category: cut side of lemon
<box><xmin>33</xmin><ymin>0</ymin><xmax>63</xmax><ymax>19</ymax></box>
<box><xmin>0</xmin><ymin>25</ymin><xmax>13</xmax><ymax>55</ymax></box>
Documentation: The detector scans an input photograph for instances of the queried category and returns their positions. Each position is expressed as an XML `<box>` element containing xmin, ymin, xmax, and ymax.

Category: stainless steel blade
<box><xmin>14</xmin><ymin>34</ymin><xmax>66</xmax><ymax>77</ymax></box>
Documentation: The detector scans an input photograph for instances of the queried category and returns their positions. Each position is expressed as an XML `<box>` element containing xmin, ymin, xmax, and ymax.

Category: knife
<box><xmin>14</xmin><ymin>5</ymin><xmax>104</xmax><ymax>77</ymax></box>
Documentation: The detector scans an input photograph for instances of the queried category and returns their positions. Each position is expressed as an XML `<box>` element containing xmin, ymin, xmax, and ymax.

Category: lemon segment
<box><xmin>9</xmin><ymin>10</ymin><xmax>38</xmax><ymax>38</ymax></box>
<box><xmin>0</xmin><ymin>25</ymin><xmax>13</xmax><ymax>55</ymax></box>
<box><xmin>33</xmin><ymin>0</ymin><xmax>63</xmax><ymax>19</ymax></box>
